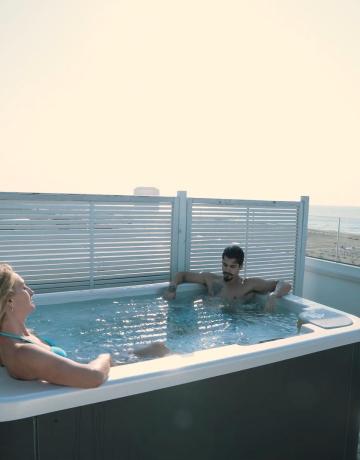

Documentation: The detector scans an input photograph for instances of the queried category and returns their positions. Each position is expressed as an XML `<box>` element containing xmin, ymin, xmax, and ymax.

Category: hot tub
<box><xmin>1</xmin><ymin>283</ymin><xmax>360</xmax><ymax>460</ymax></box>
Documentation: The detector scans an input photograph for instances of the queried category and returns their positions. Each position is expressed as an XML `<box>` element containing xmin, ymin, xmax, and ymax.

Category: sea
<box><xmin>309</xmin><ymin>206</ymin><xmax>360</xmax><ymax>235</ymax></box>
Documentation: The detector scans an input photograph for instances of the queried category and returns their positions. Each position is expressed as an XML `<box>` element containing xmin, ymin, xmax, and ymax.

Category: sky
<box><xmin>1</xmin><ymin>1</ymin><xmax>359</xmax><ymax>206</ymax></box>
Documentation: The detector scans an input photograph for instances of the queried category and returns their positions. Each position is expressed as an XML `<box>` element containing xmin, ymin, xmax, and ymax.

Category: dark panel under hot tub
<box><xmin>1</xmin><ymin>343</ymin><xmax>360</xmax><ymax>460</ymax></box>
<box><xmin>0</xmin><ymin>417</ymin><xmax>36</xmax><ymax>460</ymax></box>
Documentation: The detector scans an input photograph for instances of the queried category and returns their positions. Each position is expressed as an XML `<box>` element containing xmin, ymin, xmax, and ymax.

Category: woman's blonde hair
<box><xmin>0</xmin><ymin>264</ymin><xmax>17</xmax><ymax>327</ymax></box>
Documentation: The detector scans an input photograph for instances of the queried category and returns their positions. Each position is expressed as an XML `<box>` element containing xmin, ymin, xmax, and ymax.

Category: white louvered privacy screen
<box><xmin>0</xmin><ymin>193</ymin><xmax>308</xmax><ymax>294</ymax></box>
<box><xmin>186</xmin><ymin>197</ymin><xmax>308</xmax><ymax>295</ymax></box>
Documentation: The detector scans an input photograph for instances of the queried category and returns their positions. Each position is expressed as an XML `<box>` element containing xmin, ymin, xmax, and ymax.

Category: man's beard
<box><xmin>223</xmin><ymin>272</ymin><xmax>233</xmax><ymax>282</ymax></box>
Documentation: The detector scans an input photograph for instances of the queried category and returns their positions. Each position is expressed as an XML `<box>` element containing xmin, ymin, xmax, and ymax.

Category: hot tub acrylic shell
<box><xmin>1</xmin><ymin>283</ymin><xmax>360</xmax><ymax>460</ymax></box>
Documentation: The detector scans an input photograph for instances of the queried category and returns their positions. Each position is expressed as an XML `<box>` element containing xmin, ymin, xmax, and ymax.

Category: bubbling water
<box><xmin>28</xmin><ymin>294</ymin><xmax>299</xmax><ymax>363</ymax></box>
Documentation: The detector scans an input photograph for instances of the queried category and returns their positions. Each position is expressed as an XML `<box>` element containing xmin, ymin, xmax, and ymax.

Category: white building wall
<box><xmin>303</xmin><ymin>257</ymin><xmax>360</xmax><ymax>316</ymax></box>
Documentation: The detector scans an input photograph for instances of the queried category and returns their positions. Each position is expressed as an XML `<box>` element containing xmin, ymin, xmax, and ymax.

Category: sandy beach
<box><xmin>306</xmin><ymin>229</ymin><xmax>360</xmax><ymax>266</ymax></box>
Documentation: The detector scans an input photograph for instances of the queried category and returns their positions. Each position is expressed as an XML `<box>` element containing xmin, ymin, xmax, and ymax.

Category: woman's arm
<box><xmin>7</xmin><ymin>344</ymin><xmax>111</xmax><ymax>388</ymax></box>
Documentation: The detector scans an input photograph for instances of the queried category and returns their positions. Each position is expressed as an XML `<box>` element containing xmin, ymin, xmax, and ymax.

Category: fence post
<box><xmin>170</xmin><ymin>195</ymin><xmax>179</xmax><ymax>278</ymax></box>
<box><xmin>243</xmin><ymin>207</ymin><xmax>250</xmax><ymax>278</ymax></box>
<box><xmin>184</xmin><ymin>197</ymin><xmax>193</xmax><ymax>271</ymax></box>
<box><xmin>170</xmin><ymin>191</ymin><xmax>187</xmax><ymax>277</ymax></box>
<box><xmin>89</xmin><ymin>201</ymin><xmax>95</xmax><ymax>289</ymax></box>
<box><xmin>294</xmin><ymin>196</ymin><xmax>309</xmax><ymax>296</ymax></box>
<box><xmin>336</xmin><ymin>217</ymin><xmax>341</xmax><ymax>259</ymax></box>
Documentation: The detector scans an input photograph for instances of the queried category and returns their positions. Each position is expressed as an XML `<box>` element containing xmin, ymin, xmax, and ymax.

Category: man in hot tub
<box><xmin>163</xmin><ymin>245</ymin><xmax>291</xmax><ymax>312</ymax></box>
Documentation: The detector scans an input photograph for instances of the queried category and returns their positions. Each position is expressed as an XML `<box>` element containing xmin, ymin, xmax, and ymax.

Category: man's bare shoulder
<box><xmin>181</xmin><ymin>271</ymin><xmax>219</xmax><ymax>285</ymax></box>
<box><xmin>201</xmin><ymin>272</ymin><xmax>222</xmax><ymax>280</ymax></box>
<box><xmin>201</xmin><ymin>273</ymin><xmax>224</xmax><ymax>296</ymax></box>
<box><xmin>243</xmin><ymin>277</ymin><xmax>264</xmax><ymax>286</ymax></box>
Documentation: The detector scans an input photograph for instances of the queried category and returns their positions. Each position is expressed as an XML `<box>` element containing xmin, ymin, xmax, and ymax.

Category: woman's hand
<box><xmin>90</xmin><ymin>353</ymin><xmax>111</xmax><ymax>383</ymax></box>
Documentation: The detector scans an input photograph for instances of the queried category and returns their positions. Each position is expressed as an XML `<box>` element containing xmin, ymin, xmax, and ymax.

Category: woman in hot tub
<box><xmin>0</xmin><ymin>264</ymin><xmax>169</xmax><ymax>388</ymax></box>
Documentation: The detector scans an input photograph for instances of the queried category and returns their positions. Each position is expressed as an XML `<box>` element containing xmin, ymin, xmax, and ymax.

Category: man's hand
<box><xmin>263</xmin><ymin>281</ymin><xmax>291</xmax><ymax>312</ymax></box>
<box><xmin>273</xmin><ymin>280</ymin><xmax>291</xmax><ymax>297</ymax></box>
<box><xmin>264</xmin><ymin>292</ymin><xmax>277</xmax><ymax>312</ymax></box>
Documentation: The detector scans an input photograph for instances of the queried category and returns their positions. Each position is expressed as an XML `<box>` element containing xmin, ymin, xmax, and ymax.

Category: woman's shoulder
<box><xmin>3</xmin><ymin>341</ymin><xmax>51</xmax><ymax>365</ymax></box>
<box><xmin>0</xmin><ymin>342</ymin><xmax>30</xmax><ymax>379</ymax></box>
<box><xmin>3</xmin><ymin>342</ymin><xmax>56</xmax><ymax>380</ymax></box>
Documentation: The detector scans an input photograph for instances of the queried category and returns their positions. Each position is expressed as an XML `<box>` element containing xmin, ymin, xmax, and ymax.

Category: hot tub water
<box><xmin>28</xmin><ymin>294</ymin><xmax>299</xmax><ymax>363</ymax></box>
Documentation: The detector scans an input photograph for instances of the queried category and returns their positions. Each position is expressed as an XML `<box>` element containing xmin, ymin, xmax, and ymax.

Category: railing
<box><xmin>0</xmin><ymin>192</ymin><xmax>309</xmax><ymax>295</ymax></box>
<box><xmin>306</xmin><ymin>215</ymin><xmax>360</xmax><ymax>267</ymax></box>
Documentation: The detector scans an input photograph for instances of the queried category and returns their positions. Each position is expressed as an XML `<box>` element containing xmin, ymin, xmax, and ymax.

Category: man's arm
<box><xmin>247</xmin><ymin>278</ymin><xmax>291</xmax><ymax>297</ymax></box>
<box><xmin>163</xmin><ymin>271</ymin><xmax>217</xmax><ymax>299</ymax></box>
<box><xmin>247</xmin><ymin>278</ymin><xmax>291</xmax><ymax>312</ymax></box>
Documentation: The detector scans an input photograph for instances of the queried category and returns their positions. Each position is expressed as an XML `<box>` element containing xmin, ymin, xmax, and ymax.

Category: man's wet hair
<box><xmin>222</xmin><ymin>245</ymin><xmax>244</xmax><ymax>266</ymax></box>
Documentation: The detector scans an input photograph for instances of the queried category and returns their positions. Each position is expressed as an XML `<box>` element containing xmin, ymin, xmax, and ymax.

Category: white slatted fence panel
<box><xmin>0</xmin><ymin>193</ymin><xmax>175</xmax><ymax>292</ymax></box>
<box><xmin>93</xmin><ymin>201</ymin><xmax>173</xmax><ymax>287</ymax></box>
<box><xmin>187</xmin><ymin>199</ymin><xmax>301</xmax><ymax>288</ymax></box>
<box><xmin>0</xmin><ymin>199</ymin><xmax>91</xmax><ymax>292</ymax></box>
<box><xmin>0</xmin><ymin>193</ymin><xmax>307</xmax><ymax>293</ymax></box>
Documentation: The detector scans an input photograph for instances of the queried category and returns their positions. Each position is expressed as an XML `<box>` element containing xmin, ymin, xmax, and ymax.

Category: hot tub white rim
<box><xmin>1</xmin><ymin>283</ymin><xmax>360</xmax><ymax>422</ymax></box>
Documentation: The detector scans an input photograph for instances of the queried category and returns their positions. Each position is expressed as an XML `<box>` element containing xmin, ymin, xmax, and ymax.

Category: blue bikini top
<box><xmin>0</xmin><ymin>331</ymin><xmax>67</xmax><ymax>357</ymax></box>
